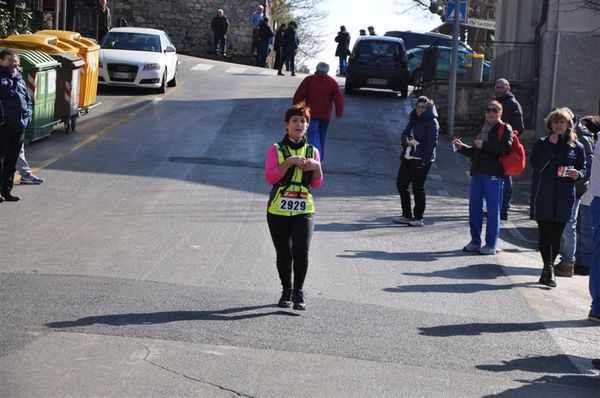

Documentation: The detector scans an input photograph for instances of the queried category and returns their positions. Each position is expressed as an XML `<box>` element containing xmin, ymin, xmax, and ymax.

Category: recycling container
<box><xmin>0</xmin><ymin>34</ymin><xmax>79</xmax><ymax>56</ymax></box>
<box><xmin>48</xmin><ymin>53</ymin><xmax>85</xmax><ymax>133</ymax></box>
<box><xmin>467</xmin><ymin>53</ymin><xmax>485</xmax><ymax>82</ymax></box>
<box><xmin>3</xmin><ymin>49</ymin><xmax>61</xmax><ymax>141</ymax></box>
<box><xmin>37</xmin><ymin>30</ymin><xmax>100</xmax><ymax>109</ymax></box>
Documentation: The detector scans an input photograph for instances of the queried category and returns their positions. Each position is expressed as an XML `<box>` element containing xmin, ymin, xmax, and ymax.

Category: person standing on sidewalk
<box><xmin>257</xmin><ymin>17</ymin><xmax>274</xmax><ymax>67</ymax></box>
<box><xmin>0</xmin><ymin>49</ymin><xmax>32</xmax><ymax>203</ymax></box>
<box><xmin>97</xmin><ymin>0</ymin><xmax>112</xmax><ymax>44</ymax></box>
<box><xmin>393</xmin><ymin>96</ymin><xmax>439</xmax><ymax>227</ymax></box>
<box><xmin>334</xmin><ymin>26</ymin><xmax>351</xmax><ymax>76</ymax></box>
<box><xmin>273</xmin><ymin>24</ymin><xmax>286</xmax><ymax>71</ymax></box>
<box><xmin>529</xmin><ymin>108</ymin><xmax>586</xmax><ymax>288</ymax></box>
<box><xmin>278</xmin><ymin>22</ymin><xmax>299</xmax><ymax>76</ymax></box>
<box><xmin>264</xmin><ymin>104</ymin><xmax>323</xmax><ymax>311</ymax></box>
<box><xmin>210</xmin><ymin>9</ymin><xmax>230</xmax><ymax>57</ymax></box>
<box><xmin>555</xmin><ymin>114</ymin><xmax>594</xmax><ymax>277</ymax></box>
<box><xmin>587</xmin><ymin>114</ymin><xmax>600</xmax><ymax>322</ymax></box>
<box><xmin>17</xmin><ymin>144</ymin><xmax>44</xmax><ymax>185</ymax></box>
<box><xmin>495</xmin><ymin>78</ymin><xmax>524</xmax><ymax>221</ymax></box>
<box><xmin>452</xmin><ymin>100</ymin><xmax>512</xmax><ymax>255</ymax></box>
<box><xmin>292</xmin><ymin>62</ymin><xmax>344</xmax><ymax>159</ymax></box>
<box><xmin>249</xmin><ymin>5</ymin><xmax>265</xmax><ymax>55</ymax></box>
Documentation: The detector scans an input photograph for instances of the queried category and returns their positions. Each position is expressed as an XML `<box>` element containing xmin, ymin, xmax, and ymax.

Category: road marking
<box><xmin>30</xmin><ymin>87</ymin><xmax>179</xmax><ymax>175</ymax></box>
<box><xmin>437</xmin><ymin>189</ymin><xmax>449</xmax><ymax>197</ymax></box>
<box><xmin>191</xmin><ymin>63</ymin><xmax>214</xmax><ymax>71</ymax></box>
<box><xmin>225</xmin><ymin>66</ymin><xmax>246</xmax><ymax>74</ymax></box>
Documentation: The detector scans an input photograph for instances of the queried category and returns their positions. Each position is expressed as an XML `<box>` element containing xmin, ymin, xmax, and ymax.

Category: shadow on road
<box><xmin>477</xmin><ymin>354</ymin><xmax>584</xmax><ymax>374</ymax></box>
<box><xmin>403</xmin><ymin>263</ymin><xmax>537</xmax><ymax>279</ymax></box>
<box><xmin>384</xmin><ymin>281</ymin><xmax>541</xmax><ymax>294</ymax></box>
<box><xmin>482</xmin><ymin>374</ymin><xmax>600</xmax><ymax>397</ymax></box>
<box><xmin>46</xmin><ymin>304</ymin><xmax>299</xmax><ymax>328</ymax></box>
<box><xmin>418</xmin><ymin>319</ymin><xmax>596</xmax><ymax>337</ymax></box>
<box><xmin>338</xmin><ymin>249</ymin><xmax>469</xmax><ymax>262</ymax></box>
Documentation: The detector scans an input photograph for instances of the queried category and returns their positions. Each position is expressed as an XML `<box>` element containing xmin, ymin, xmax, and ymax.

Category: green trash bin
<box><xmin>48</xmin><ymin>53</ymin><xmax>85</xmax><ymax>133</ymax></box>
<box><xmin>15</xmin><ymin>50</ymin><xmax>60</xmax><ymax>142</ymax></box>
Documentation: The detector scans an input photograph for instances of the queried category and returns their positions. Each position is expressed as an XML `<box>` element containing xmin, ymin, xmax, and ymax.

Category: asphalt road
<box><xmin>0</xmin><ymin>55</ymin><xmax>598</xmax><ymax>397</ymax></box>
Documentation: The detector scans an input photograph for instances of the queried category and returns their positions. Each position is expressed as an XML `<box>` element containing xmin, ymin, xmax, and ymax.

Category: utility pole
<box><xmin>447</xmin><ymin>1</ymin><xmax>461</xmax><ymax>136</ymax></box>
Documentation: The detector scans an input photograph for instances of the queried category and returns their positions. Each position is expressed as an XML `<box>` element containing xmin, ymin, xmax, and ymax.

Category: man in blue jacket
<box><xmin>0</xmin><ymin>49</ymin><xmax>32</xmax><ymax>203</ymax></box>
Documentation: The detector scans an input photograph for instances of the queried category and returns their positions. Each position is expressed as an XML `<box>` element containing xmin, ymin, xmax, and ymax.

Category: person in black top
<box><xmin>0</xmin><ymin>49</ymin><xmax>32</xmax><ymax>203</ymax></box>
<box><xmin>335</xmin><ymin>26</ymin><xmax>351</xmax><ymax>76</ymax></box>
<box><xmin>452</xmin><ymin>100</ymin><xmax>512</xmax><ymax>255</ymax></box>
<box><xmin>257</xmin><ymin>17</ymin><xmax>274</xmax><ymax>67</ymax></box>
<box><xmin>278</xmin><ymin>22</ymin><xmax>299</xmax><ymax>76</ymax></box>
<box><xmin>97</xmin><ymin>0</ymin><xmax>112</xmax><ymax>44</ymax></box>
<box><xmin>210</xmin><ymin>9</ymin><xmax>230</xmax><ymax>57</ymax></box>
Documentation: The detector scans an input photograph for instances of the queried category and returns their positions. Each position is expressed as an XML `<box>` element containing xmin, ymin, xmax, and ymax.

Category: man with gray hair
<box><xmin>292</xmin><ymin>62</ymin><xmax>344</xmax><ymax>159</ymax></box>
<box><xmin>495</xmin><ymin>78</ymin><xmax>524</xmax><ymax>220</ymax></box>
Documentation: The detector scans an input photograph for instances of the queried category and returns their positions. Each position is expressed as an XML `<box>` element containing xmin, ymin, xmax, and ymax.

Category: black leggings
<box><xmin>536</xmin><ymin>220</ymin><xmax>566</xmax><ymax>264</ymax></box>
<box><xmin>267</xmin><ymin>213</ymin><xmax>314</xmax><ymax>290</ymax></box>
<box><xmin>396</xmin><ymin>159</ymin><xmax>431</xmax><ymax>219</ymax></box>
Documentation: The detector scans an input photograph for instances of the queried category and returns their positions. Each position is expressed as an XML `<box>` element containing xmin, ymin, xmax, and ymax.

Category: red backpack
<box><xmin>497</xmin><ymin>123</ymin><xmax>526</xmax><ymax>176</ymax></box>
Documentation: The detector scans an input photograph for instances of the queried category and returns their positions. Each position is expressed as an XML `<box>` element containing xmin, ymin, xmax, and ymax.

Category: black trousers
<box><xmin>278</xmin><ymin>49</ymin><xmax>296</xmax><ymax>74</ymax></box>
<box><xmin>396</xmin><ymin>159</ymin><xmax>431</xmax><ymax>219</ymax></box>
<box><xmin>267</xmin><ymin>213</ymin><xmax>314</xmax><ymax>291</ymax></box>
<box><xmin>0</xmin><ymin>123</ymin><xmax>24</xmax><ymax>196</ymax></box>
<box><xmin>536</xmin><ymin>220</ymin><xmax>567</xmax><ymax>264</ymax></box>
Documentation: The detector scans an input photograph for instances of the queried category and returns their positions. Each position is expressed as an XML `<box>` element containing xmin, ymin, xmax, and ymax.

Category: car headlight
<box><xmin>143</xmin><ymin>63</ymin><xmax>161</xmax><ymax>71</ymax></box>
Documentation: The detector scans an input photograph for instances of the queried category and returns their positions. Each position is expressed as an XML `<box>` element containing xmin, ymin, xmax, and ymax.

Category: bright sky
<box><xmin>308</xmin><ymin>0</ymin><xmax>442</xmax><ymax>72</ymax></box>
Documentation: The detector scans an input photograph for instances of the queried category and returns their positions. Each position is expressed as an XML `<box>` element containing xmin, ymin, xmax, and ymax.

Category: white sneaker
<box><xmin>408</xmin><ymin>218</ymin><xmax>424</xmax><ymax>227</ymax></box>
<box><xmin>479</xmin><ymin>246</ymin><xmax>497</xmax><ymax>255</ymax></box>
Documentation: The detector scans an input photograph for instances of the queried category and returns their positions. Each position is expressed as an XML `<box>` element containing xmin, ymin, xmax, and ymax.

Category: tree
<box><xmin>269</xmin><ymin>0</ymin><xmax>328</xmax><ymax>69</ymax></box>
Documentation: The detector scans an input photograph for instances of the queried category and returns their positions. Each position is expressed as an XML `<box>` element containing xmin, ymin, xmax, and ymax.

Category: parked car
<box><xmin>384</xmin><ymin>30</ymin><xmax>472</xmax><ymax>52</ymax></box>
<box><xmin>406</xmin><ymin>45</ymin><xmax>490</xmax><ymax>85</ymax></box>
<box><xmin>344</xmin><ymin>36</ymin><xmax>410</xmax><ymax>97</ymax></box>
<box><xmin>98</xmin><ymin>27</ymin><xmax>178</xmax><ymax>93</ymax></box>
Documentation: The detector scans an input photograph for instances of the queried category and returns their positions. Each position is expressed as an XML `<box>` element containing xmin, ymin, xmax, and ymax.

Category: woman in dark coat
<box><xmin>452</xmin><ymin>100</ymin><xmax>512</xmax><ymax>255</ymax></box>
<box><xmin>530</xmin><ymin>107</ymin><xmax>586</xmax><ymax>287</ymax></box>
<box><xmin>334</xmin><ymin>25</ymin><xmax>351</xmax><ymax>76</ymax></box>
<box><xmin>393</xmin><ymin>96</ymin><xmax>439</xmax><ymax>227</ymax></box>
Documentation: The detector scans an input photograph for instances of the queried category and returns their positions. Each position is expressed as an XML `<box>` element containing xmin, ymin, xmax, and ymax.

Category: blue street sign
<box><xmin>446</xmin><ymin>1</ymin><xmax>468</xmax><ymax>24</ymax></box>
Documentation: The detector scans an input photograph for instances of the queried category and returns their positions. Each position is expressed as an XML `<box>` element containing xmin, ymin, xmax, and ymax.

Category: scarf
<box><xmin>281</xmin><ymin>133</ymin><xmax>307</xmax><ymax>150</ymax></box>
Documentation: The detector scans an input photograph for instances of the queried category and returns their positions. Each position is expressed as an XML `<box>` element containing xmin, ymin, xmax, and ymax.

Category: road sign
<box><xmin>464</xmin><ymin>18</ymin><xmax>496</xmax><ymax>30</ymax></box>
<box><xmin>446</xmin><ymin>1</ymin><xmax>468</xmax><ymax>24</ymax></box>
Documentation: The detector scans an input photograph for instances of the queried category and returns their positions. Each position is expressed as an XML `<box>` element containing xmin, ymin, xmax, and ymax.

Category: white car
<box><xmin>98</xmin><ymin>27</ymin><xmax>178</xmax><ymax>93</ymax></box>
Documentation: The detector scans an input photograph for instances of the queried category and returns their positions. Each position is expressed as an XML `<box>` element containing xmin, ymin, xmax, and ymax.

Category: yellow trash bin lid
<box><xmin>0</xmin><ymin>34</ymin><xmax>79</xmax><ymax>56</ymax></box>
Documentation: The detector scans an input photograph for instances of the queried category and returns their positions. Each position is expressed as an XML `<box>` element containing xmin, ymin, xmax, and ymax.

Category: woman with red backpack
<box><xmin>452</xmin><ymin>100</ymin><xmax>513</xmax><ymax>255</ymax></box>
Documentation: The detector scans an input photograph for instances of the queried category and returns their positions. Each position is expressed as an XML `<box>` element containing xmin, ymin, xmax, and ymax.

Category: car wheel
<box><xmin>167</xmin><ymin>64</ymin><xmax>177</xmax><ymax>87</ymax></box>
<box><xmin>157</xmin><ymin>70</ymin><xmax>167</xmax><ymax>94</ymax></box>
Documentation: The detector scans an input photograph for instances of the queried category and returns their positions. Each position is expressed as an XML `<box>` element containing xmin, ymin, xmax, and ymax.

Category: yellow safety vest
<box><xmin>267</xmin><ymin>142</ymin><xmax>315</xmax><ymax>216</ymax></box>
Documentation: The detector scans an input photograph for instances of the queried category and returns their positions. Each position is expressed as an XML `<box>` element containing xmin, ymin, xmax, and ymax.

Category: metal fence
<box><xmin>471</xmin><ymin>40</ymin><xmax>535</xmax><ymax>83</ymax></box>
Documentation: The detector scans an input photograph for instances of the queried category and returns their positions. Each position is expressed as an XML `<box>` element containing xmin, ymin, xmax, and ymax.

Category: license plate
<box><xmin>113</xmin><ymin>72</ymin><xmax>134</xmax><ymax>79</ymax></box>
<box><xmin>367</xmin><ymin>78</ymin><xmax>387</xmax><ymax>85</ymax></box>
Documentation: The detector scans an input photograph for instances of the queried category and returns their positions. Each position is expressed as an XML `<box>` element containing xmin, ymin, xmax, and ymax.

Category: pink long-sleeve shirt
<box><xmin>264</xmin><ymin>144</ymin><xmax>323</xmax><ymax>188</ymax></box>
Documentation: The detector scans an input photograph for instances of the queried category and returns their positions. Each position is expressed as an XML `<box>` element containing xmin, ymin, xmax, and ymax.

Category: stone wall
<box><xmin>73</xmin><ymin>0</ymin><xmax>263</xmax><ymax>57</ymax></box>
<box><xmin>111</xmin><ymin>0</ymin><xmax>264</xmax><ymax>57</ymax></box>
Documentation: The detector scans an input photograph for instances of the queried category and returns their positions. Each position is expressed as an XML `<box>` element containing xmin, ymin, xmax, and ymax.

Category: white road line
<box><xmin>191</xmin><ymin>63</ymin><xmax>214</xmax><ymax>71</ymax></box>
<box><xmin>225</xmin><ymin>67</ymin><xmax>247</xmax><ymax>74</ymax></box>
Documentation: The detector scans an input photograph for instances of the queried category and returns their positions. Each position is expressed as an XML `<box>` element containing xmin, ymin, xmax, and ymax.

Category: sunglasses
<box><xmin>485</xmin><ymin>108</ymin><xmax>500</xmax><ymax>113</ymax></box>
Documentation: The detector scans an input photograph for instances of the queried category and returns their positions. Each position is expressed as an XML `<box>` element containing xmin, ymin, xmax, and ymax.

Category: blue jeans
<box><xmin>307</xmin><ymin>119</ymin><xmax>330</xmax><ymax>160</ymax></box>
<box><xmin>576</xmin><ymin>203</ymin><xmax>593</xmax><ymax>268</ymax></box>
<box><xmin>501</xmin><ymin>175</ymin><xmax>512</xmax><ymax>215</ymax></box>
<box><xmin>589</xmin><ymin>197</ymin><xmax>600</xmax><ymax>315</ymax></box>
<box><xmin>469</xmin><ymin>173</ymin><xmax>503</xmax><ymax>248</ymax></box>
<box><xmin>338</xmin><ymin>56</ymin><xmax>347</xmax><ymax>75</ymax></box>
<box><xmin>559</xmin><ymin>196</ymin><xmax>581</xmax><ymax>264</ymax></box>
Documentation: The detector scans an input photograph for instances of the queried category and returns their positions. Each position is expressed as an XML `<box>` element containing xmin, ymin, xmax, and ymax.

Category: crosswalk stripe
<box><xmin>225</xmin><ymin>67</ymin><xmax>247</xmax><ymax>74</ymax></box>
<box><xmin>191</xmin><ymin>63</ymin><xmax>214</xmax><ymax>71</ymax></box>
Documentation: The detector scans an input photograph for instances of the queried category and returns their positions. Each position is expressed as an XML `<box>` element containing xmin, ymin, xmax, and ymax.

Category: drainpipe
<box><xmin>550</xmin><ymin>31</ymin><xmax>560</xmax><ymax>109</ymax></box>
<box><xmin>533</xmin><ymin>0</ymin><xmax>549</xmax><ymax>81</ymax></box>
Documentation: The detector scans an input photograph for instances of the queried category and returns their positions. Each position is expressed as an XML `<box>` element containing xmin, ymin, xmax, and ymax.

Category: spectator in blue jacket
<box><xmin>393</xmin><ymin>96</ymin><xmax>439</xmax><ymax>227</ymax></box>
<box><xmin>0</xmin><ymin>49</ymin><xmax>32</xmax><ymax>203</ymax></box>
<box><xmin>530</xmin><ymin>107</ymin><xmax>586</xmax><ymax>287</ymax></box>
<box><xmin>452</xmin><ymin>100</ymin><xmax>512</xmax><ymax>255</ymax></box>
